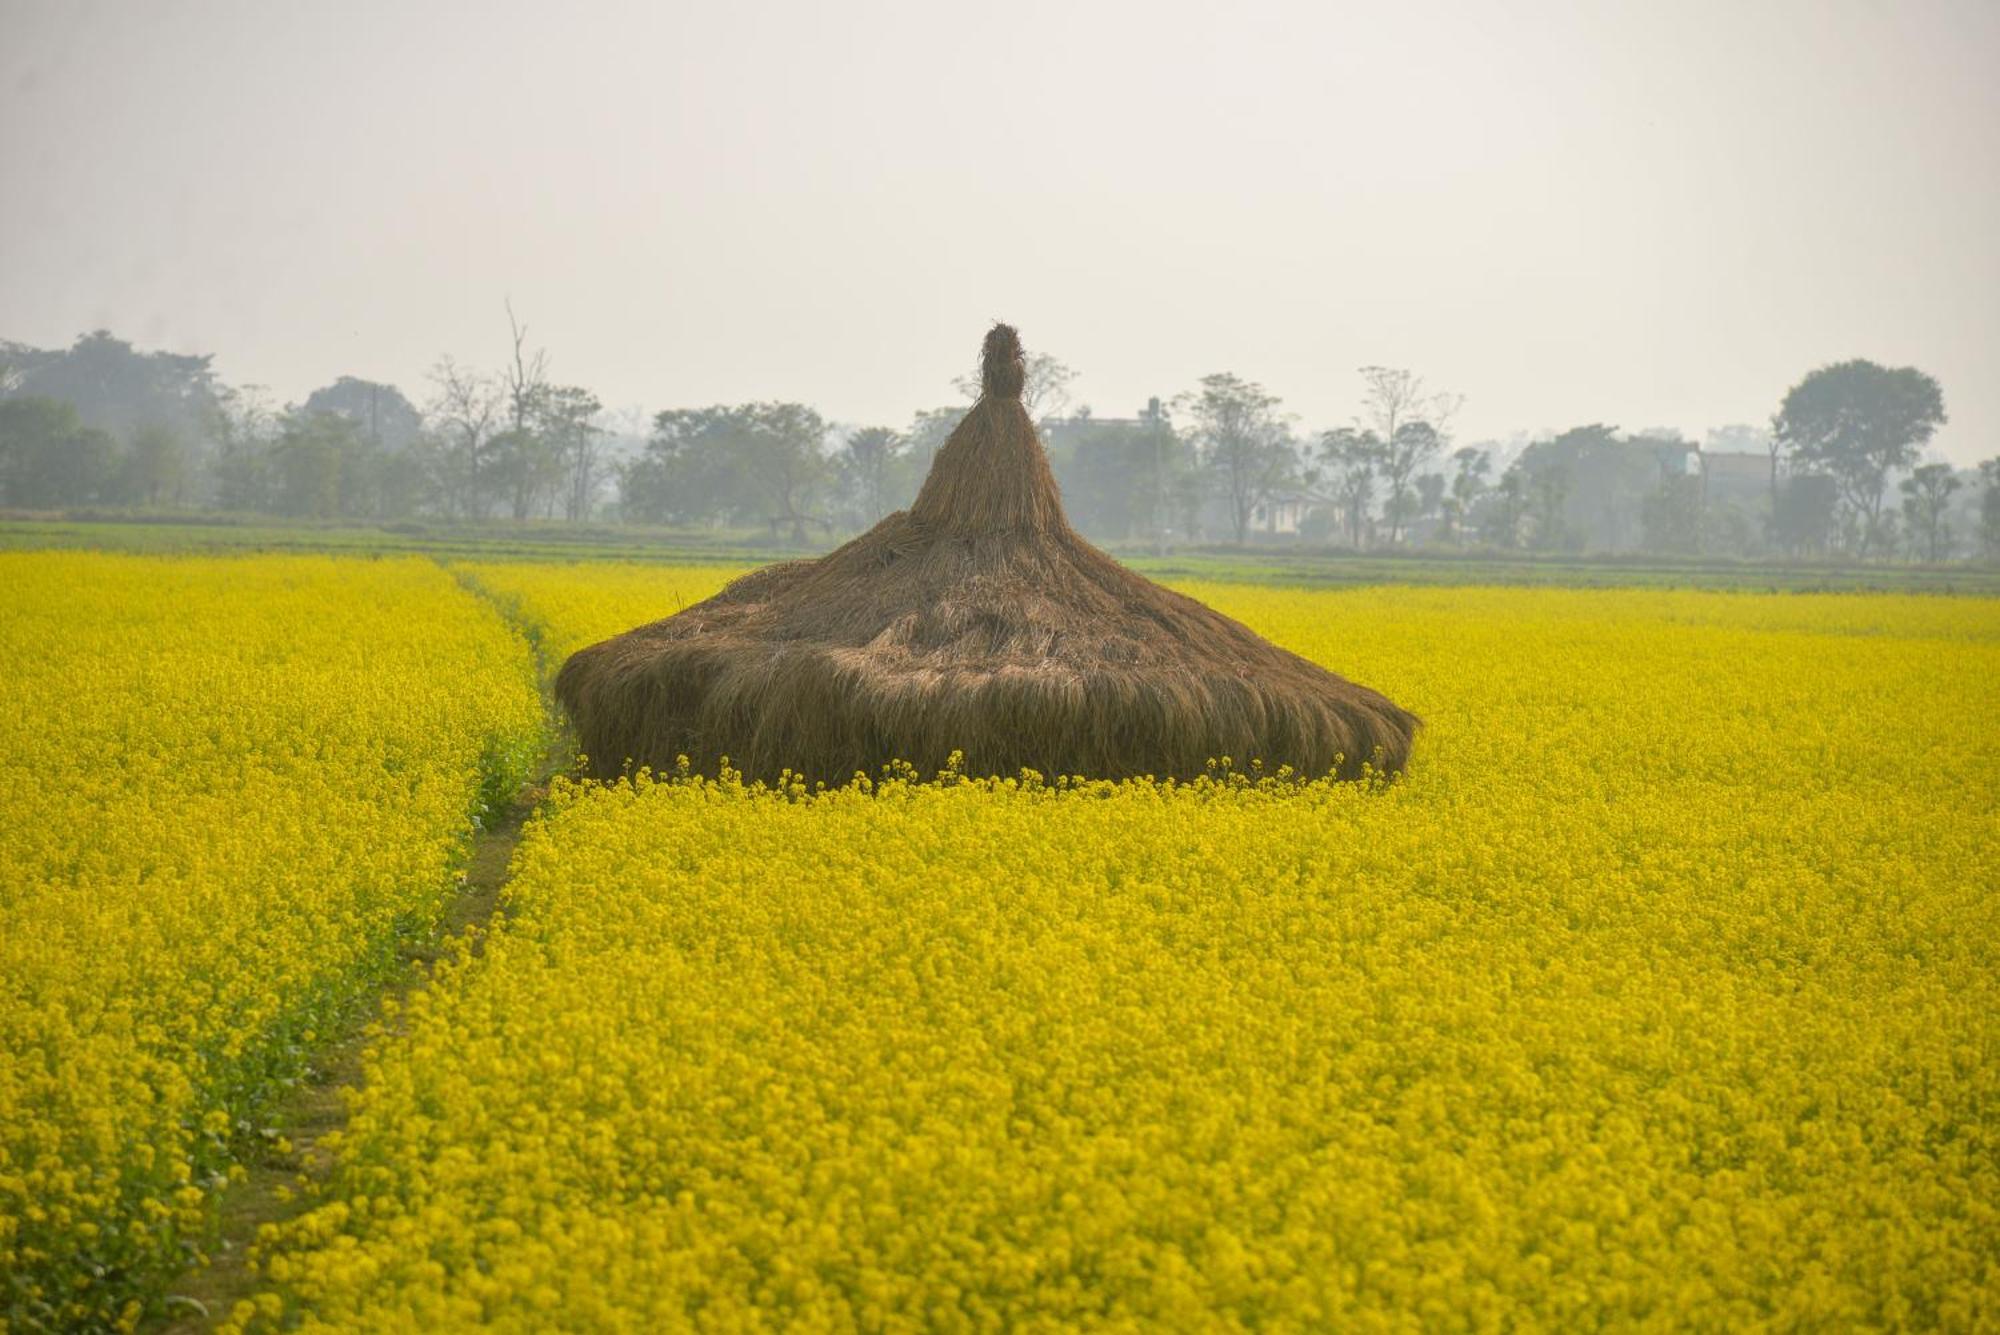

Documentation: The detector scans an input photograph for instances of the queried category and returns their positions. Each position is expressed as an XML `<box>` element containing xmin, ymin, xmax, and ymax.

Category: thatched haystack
<box><xmin>556</xmin><ymin>324</ymin><xmax>1417</xmax><ymax>784</ymax></box>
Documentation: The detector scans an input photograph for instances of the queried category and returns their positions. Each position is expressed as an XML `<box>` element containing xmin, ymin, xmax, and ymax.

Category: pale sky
<box><xmin>4</xmin><ymin>0</ymin><xmax>1996</xmax><ymax>461</ymax></box>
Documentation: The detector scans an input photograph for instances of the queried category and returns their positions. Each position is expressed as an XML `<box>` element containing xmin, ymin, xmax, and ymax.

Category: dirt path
<box><xmin>156</xmin><ymin>784</ymin><xmax>542</xmax><ymax>1331</ymax></box>
<box><xmin>158</xmin><ymin>571</ymin><xmax>560</xmax><ymax>1330</ymax></box>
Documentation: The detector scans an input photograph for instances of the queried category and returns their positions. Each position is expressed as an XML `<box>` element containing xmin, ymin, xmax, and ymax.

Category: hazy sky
<box><xmin>4</xmin><ymin>0</ymin><xmax>1996</xmax><ymax>461</ymax></box>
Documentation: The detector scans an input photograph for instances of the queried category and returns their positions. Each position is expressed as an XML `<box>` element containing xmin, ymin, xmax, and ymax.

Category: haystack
<box><xmin>556</xmin><ymin>324</ymin><xmax>1418</xmax><ymax>784</ymax></box>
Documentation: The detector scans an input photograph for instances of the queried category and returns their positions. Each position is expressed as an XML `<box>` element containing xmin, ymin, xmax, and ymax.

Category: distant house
<box><xmin>1249</xmin><ymin>491</ymin><xmax>1316</xmax><ymax>536</ymax></box>
<box><xmin>1195</xmin><ymin>487</ymin><xmax>1324</xmax><ymax>541</ymax></box>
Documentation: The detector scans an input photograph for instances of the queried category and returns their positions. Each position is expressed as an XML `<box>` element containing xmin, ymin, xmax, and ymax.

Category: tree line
<box><xmin>2</xmin><ymin>321</ymin><xmax>1994</xmax><ymax>562</ymax></box>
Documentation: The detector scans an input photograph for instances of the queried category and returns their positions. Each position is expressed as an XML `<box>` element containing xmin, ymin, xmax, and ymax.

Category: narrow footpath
<box><xmin>159</xmin><ymin>573</ymin><xmax>558</xmax><ymax>1331</ymax></box>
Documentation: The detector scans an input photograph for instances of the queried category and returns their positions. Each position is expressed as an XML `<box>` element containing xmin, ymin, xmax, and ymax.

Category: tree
<box><xmin>540</xmin><ymin>385</ymin><xmax>607</xmax><ymax>522</ymax></box>
<box><xmin>1415</xmin><ymin>472</ymin><xmax>1446</xmax><ymax>524</ymax></box>
<box><xmin>836</xmin><ymin>426</ymin><xmax>905</xmax><ymax>527</ymax></box>
<box><xmin>1379</xmin><ymin>421</ymin><xmax>1443</xmax><ymax>543</ymax></box>
<box><xmin>1640</xmin><ymin>475</ymin><xmax>1702</xmax><ymax>554</ymax></box>
<box><xmin>503</xmin><ymin>301</ymin><xmax>552</xmax><ymax>436</ymax></box>
<box><xmin>897</xmin><ymin>406</ymin><xmax>963</xmax><ymax>505</ymax></box>
<box><xmin>271</xmin><ymin>410</ymin><xmax>366</xmax><ymax>518</ymax></box>
<box><xmin>487</xmin><ymin>427</ymin><xmax>566</xmax><ymax>521</ymax></box>
<box><xmin>623</xmin><ymin>408</ymin><xmax>719</xmax><ymax>525</ymax></box>
<box><xmin>1</xmin><ymin>331</ymin><xmax>222</xmax><ymax>466</ymax></box>
<box><xmin>117</xmin><ymin>422</ymin><xmax>188</xmax><ymax>506</ymax></box>
<box><xmin>1355</xmin><ymin>366</ymin><xmax>1460</xmax><ymax>545</ymax></box>
<box><xmin>1981</xmin><ymin>460</ymin><xmax>2000</xmax><ymax>563</ymax></box>
<box><xmin>621</xmin><ymin>403</ymin><xmax>830</xmax><ymax>539</ymax></box>
<box><xmin>0</xmin><ymin>396</ymin><xmax>118</xmax><ymax>506</ymax></box>
<box><xmin>1445</xmin><ymin>446</ymin><xmax>1490</xmax><ymax>544</ymax></box>
<box><xmin>1486</xmin><ymin>463</ymin><xmax>1527</xmax><ymax>547</ymax></box>
<box><xmin>1769</xmin><ymin>473</ymin><xmax>1840</xmax><ymax>556</ymax></box>
<box><xmin>427</xmin><ymin>356</ymin><xmax>501</xmax><ymax>519</ymax></box>
<box><xmin>492</xmin><ymin>302</ymin><xmax>561</xmax><ymax>520</ymax></box>
<box><xmin>736</xmin><ymin>403</ymin><xmax>830</xmax><ymax>543</ymax></box>
<box><xmin>1505</xmin><ymin>425</ymin><xmax>1660</xmax><ymax>552</ymax></box>
<box><xmin>1182</xmin><ymin>373</ymin><xmax>1298</xmax><ymax>545</ymax></box>
<box><xmin>1048</xmin><ymin>406</ymin><xmax>1191</xmax><ymax>545</ymax></box>
<box><xmin>302</xmin><ymin>377</ymin><xmax>423</xmax><ymax>452</ymax></box>
<box><xmin>1317</xmin><ymin>427</ymin><xmax>1379</xmax><ymax>548</ymax></box>
<box><xmin>1773</xmin><ymin>360</ymin><xmax>1946</xmax><ymax>557</ymax></box>
<box><xmin>1899</xmin><ymin>463</ymin><xmax>1960</xmax><ymax>562</ymax></box>
<box><xmin>209</xmin><ymin>384</ymin><xmax>277</xmax><ymax>512</ymax></box>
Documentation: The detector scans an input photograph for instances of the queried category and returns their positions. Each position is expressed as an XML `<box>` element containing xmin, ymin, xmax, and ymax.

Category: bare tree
<box><xmin>503</xmin><ymin>300</ymin><xmax>551</xmax><ymax>434</ymax></box>
<box><xmin>1181</xmin><ymin>373</ymin><xmax>1298</xmax><ymax>545</ymax></box>
<box><xmin>1357</xmin><ymin>366</ymin><xmax>1462</xmax><ymax>544</ymax></box>
<box><xmin>491</xmin><ymin>301</ymin><xmax>562</xmax><ymax>520</ymax></box>
<box><xmin>426</xmin><ymin>355</ymin><xmax>500</xmax><ymax>519</ymax></box>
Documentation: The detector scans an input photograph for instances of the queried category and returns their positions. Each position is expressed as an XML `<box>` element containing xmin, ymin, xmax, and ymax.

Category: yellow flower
<box><xmin>242</xmin><ymin>567</ymin><xmax>1999</xmax><ymax>1330</ymax></box>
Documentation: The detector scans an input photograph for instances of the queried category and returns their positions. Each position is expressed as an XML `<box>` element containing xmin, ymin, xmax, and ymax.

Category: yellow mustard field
<box><xmin>456</xmin><ymin>560</ymin><xmax>749</xmax><ymax>666</ymax></box>
<box><xmin>238</xmin><ymin>566</ymin><xmax>2000</xmax><ymax>1331</ymax></box>
<box><xmin>0</xmin><ymin>554</ymin><xmax>543</xmax><ymax>1331</ymax></box>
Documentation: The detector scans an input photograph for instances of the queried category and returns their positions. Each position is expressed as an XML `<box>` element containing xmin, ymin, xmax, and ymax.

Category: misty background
<box><xmin>2</xmin><ymin>0</ymin><xmax>1995</xmax><ymax>558</ymax></box>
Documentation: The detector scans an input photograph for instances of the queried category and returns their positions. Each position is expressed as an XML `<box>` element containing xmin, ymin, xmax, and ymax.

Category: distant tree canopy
<box><xmin>1043</xmin><ymin>405</ymin><xmax>1189</xmax><ymax>546</ymax></box>
<box><xmin>0</xmin><ymin>324</ymin><xmax>1982</xmax><ymax>563</ymax></box>
<box><xmin>835</xmin><ymin>426</ymin><xmax>908</xmax><ymax>529</ymax></box>
<box><xmin>1899</xmin><ymin>463</ymin><xmax>1960</xmax><ymax>564</ymax></box>
<box><xmin>1179</xmin><ymin>373</ymin><xmax>1299</xmax><ymax>546</ymax></box>
<box><xmin>0</xmin><ymin>396</ymin><xmax>119</xmax><ymax>507</ymax></box>
<box><xmin>623</xmin><ymin>403</ymin><xmax>831</xmax><ymax>541</ymax></box>
<box><xmin>2</xmin><ymin>331</ymin><xmax>222</xmax><ymax>448</ymax></box>
<box><xmin>302</xmin><ymin>377</ymin><xmax>424</xmax><ymax>452</ymax></box>
<box><xmin>1774</xmin><ymin>360</ymin><xmax>1946</xmax><ymax>556</ymax></box>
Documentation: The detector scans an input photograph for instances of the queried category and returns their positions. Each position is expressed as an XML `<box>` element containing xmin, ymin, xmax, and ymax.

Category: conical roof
<box><xmin>555</xmin><ymin>324</ymin><xmax>1417</xmax><ymax>783</ymax></box>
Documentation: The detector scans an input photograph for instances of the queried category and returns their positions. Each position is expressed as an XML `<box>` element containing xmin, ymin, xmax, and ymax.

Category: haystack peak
<box><xmin>909</xmin><ymin>322</ymin><xmax>1066</xmax><ymax>534</ymax></box>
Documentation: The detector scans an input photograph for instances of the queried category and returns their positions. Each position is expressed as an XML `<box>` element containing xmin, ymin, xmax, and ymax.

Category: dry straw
<box><xmin>556</xmin><ymin>324</ymin><xmax>1418</xmax><ymax>783</ymax></box>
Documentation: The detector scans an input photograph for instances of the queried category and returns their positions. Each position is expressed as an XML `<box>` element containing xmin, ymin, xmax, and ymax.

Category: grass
<box><xmin>2</xmin><ymin>513</ymin><xmax>1996</xmax><ymax>595</ymax></box>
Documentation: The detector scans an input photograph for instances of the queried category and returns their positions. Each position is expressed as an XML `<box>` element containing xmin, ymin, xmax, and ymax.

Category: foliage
<box><xmin>1983</xmin><ymin>459</ymin><xmax>2000</xmax><ymax>562</ymax></box>
<box><xmin>1899</xmin><ymin>463</ymin><xmax>1961</xmax><ymax>563</ymax></box>
<box><xmin>0</xmin><ymin>555</ymin><xmax>543</xmax><ymax>1331</ymax></box>
<box><xmin>1769</xmin><ymin>472</ymin><xmax>1841</xmax><ymax>557</ymax></box>
<box><xmin>1354</xmin><ymin>367</ymin><xmax>1460</xmax><ymax>545</ymax></box>
<box><xmin>1510</xmin><ymin>426</ymin><xmax>1659</xmax><ymax>552</ymax></box>
<box><xmin>1317</xmin><ymin>427</ymin><xmax>1379</xmax><ymax>548</ymax></box>
<box><xmin>301</xmin><ymin>378</ymin><xmax>424</xmax><ymax>453</ymax></box>
<box><xmin>1046</xmin><ymin>406</ymin><xmax>1188</xmax><ymax>545</ymax></box>
<box><xmin>623</xmin><ymin>403</ymin><xmax>831</xmax><ymax>540</ymax></box>
<box><xmin>243</xmin><ymin>568</ymin><xmax>1998</xmax><ymax>1331</ymax></box>
<box><xmin>1640</xmin><ymin>474</ymin><xmax>1702</xmax><ymax>554</ymax></box>
<box><xmin>0</xmin><ymin>331</ymin><xmax>222</xmax><ymax>456</ymax></box>
<box><xmin>1</xmin><ymin>330</ymin><xmax>1974</xmax><ymax>567</ymax></box>
<box><xmin>1180</xmin><ymin>374</ymin><xmax>1300</xmax><ymax>545</ymax></box>
<box><xmin>1774</xmin><ymin>360</ymin><xmax>1947</xmax><ymax>556</ymax></box>
<box><xmin>832</xmin><ymin>427</ymin><xmax>906</xmax><ymax>528</ymax></box>
<box><xmin>1442</xmin><ymin>445</ymin><xmax>1490</xmax><ymax>543</ymax></box>
<box><xmin>0</xmin><ymin>395</ymin><xmax>120</xmax><ymax>507</ymax></box>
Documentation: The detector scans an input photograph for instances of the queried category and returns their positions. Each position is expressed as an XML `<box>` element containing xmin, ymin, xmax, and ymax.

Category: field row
<box><xmin>0</xmin><ymin>555</ymin><xmax>543</xmax><ymax>1331</ymax></box>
